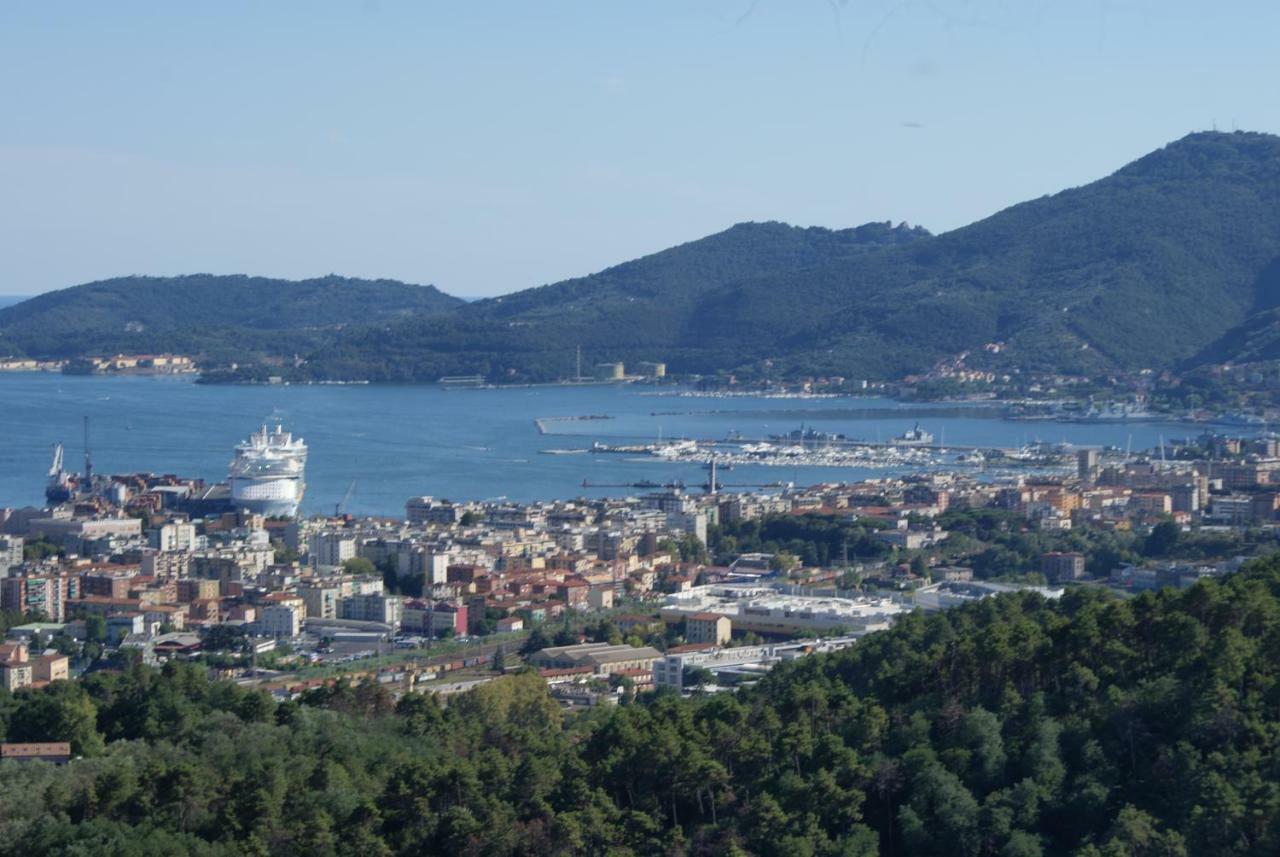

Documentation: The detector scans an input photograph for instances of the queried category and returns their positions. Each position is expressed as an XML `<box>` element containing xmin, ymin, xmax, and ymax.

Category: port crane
<box><xmin>334</xmin><ymin>478</ymin><xmax>357</xmax><ymax>516</ymax></box>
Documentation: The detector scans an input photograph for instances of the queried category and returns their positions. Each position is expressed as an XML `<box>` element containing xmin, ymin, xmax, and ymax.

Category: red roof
<box><xmin>1</xmin><ymin>742</ymin><xmax>71</xmax><ymax>758</ymax></box>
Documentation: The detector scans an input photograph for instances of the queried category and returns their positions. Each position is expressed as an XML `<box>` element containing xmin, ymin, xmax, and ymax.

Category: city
<box><xmin>5</xmin><ymin>3</ymin><xmax>1280</xmax><ymax>854</ymax></box>
<box><xmin>2</xmin><ymin>424</ymin><xmax>1269</xmax><ymax>709</ymax></box>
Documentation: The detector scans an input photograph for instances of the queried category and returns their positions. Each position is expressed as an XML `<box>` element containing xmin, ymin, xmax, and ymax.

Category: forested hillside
<box><xmin>0</xmin><ymin>274</ymin><xmax>463</xmax><ymax>362</ymax></box>
<box><xmin>293</xmin><ymin>130</ymin><xmax>1280</xmax><ymax>383</ymax></box>
<box><xmin>5</xmin><ymin>554</ymin><xmax>1280</xmax><ymax>855</ymax></box>
<box><xmin>5</xmin><ymin>131</ymin><xmax>1280</xmax><ymax>384</ymax></box>
<box><xmin>297</xmin><ymin>220</ymin><xmax>929</xmax><ymax>383</ymax></box>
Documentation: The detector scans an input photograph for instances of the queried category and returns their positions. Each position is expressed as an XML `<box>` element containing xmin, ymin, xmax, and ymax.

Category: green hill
<box><xmin>0</xmin><ymin>274</ymin><xmax>463</xmax><ymax>362</ymax></box>
<box><xmin>299</xmin><ymin>130</ymin><xmax>1280</xmax><ymax>383</ymax></box>
<box><xmin>6</xmin><ymin>131</ymin><xmax>1280</xmax><ymax>384</ymax></box>
<box><xmin>4</xmin><ymin>554</ymin><xmax>1280</xmax><ymax>854</ymax></box>
<box><xmin>303</xmin><ymin>220</ymin><xmax>930</xmax><ymax>382</ymax></box>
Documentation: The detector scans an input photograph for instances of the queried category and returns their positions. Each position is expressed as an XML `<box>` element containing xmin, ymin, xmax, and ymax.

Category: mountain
<box><xmin>297</xmin><ymin>130</ymin><xmax>1280</xmax><ymax>384</ymax></box>
<box><xmin>305</xmin><ymin>220</ymin><xmax>930</xmax><ymax>382</ymax></box>
<box><xmin>6</xmin><ymin>131</ymin><xmax>1280</xmax><ymax>384</ymax></box>
<box><xmin>0</xmin><ymin>274</ymin><xmax>463</xmax><ymax>362</ymax></box>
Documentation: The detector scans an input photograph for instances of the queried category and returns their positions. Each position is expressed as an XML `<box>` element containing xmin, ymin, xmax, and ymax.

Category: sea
<box><xmin>0</xmin><ymin>374</ymin><xmax>1201</xmax><ymax>517</ymax></box>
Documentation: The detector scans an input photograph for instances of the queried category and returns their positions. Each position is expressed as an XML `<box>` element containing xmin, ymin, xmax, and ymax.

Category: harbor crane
<box><xmin>335</xmin><ymin>478</ymin><xmax>357</xmax><ymax>516</ymax></box>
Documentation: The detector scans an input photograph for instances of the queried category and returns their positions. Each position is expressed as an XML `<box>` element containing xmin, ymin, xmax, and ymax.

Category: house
<box><xmin>684</xmin><ymin>612</ymin><xmax>731</xmax><ymax>646</ymax></box>
<box><xmin>0</xmin><ymin>742</ymin><xmax>72</xmax><ymax>764</ymax></box>
<box><xmin>495</xmin><ymin>616</ymin><xmax>524</xmax><ymax>633</ymax></box>
<box><xmin>0</xmin><ymin>642</ymin><xmax>32</xmax><ymax>691</ymax></box>
<box><xmin>1041</xmin><ymin>552</ymin><xmax>1086</xmax><ymax>583</ymax></box>
<box><xmin>32</xmin><ymin>652</ymin><xmax>69</xmax><ymax>684</ymax></box>
<box><xmin>614</xmin><ymin>614</ymin><xmax>657</xmax><ymax>634</ymax></box>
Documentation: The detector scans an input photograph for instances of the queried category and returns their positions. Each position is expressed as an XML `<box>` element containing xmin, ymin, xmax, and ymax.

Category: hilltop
<box><xmin>0</xmin><ymin>274</ymin><xmax>463</xmax><ymax>363</ymax></box>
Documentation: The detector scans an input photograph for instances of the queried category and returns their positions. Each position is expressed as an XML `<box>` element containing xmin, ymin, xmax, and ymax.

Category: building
<box><xmin>405</xmin><ymin>497</ymin><xmax>463</xmax><ymax>525</ymax></box>
<box><xmin>662</xmin><ymin>584</ymin><xmax>906</xmax><ymax>637</ymax></box>
<box><xmin>1041</xmin><ymin>552</ymin><xmax>1086</xmax><ymax>583</ymax></box>
<box><xmin>25</xmin><ymin>516</ymin><xmax>142</xmax><ymax>551</ymax></box>
<box><xmin>257</xmin><ymin>604</ymin><xmax>302</xmax><ymax>638</ymax></box>
<box><xmin>0</xmin><ymin>743</ymin><xmax>72</xmax><ymax>764</ymax></box>
<box><xmin>496</xmin><ymin>616</ymin><xmax>524</xmax><ymax>633</ymax></box>
<box><xmin>653</xmin><ymin>637</ymin><xmax>860</xmax><ymax>691</ymax></box>
<box><xmin>106</xmin><ymin>613</ymin><xmax>148</xmax><ymax>644</ymax></box>
<box><xmin>81</xmin><ymin>567</ymin><xmax>139</xmax><ymax>599</ymax></box>
<box><xmin>914</xmin><ymin>580</ymin><xmax>1064</xmax><ymax>612</ymax></box>
<box><xmin>0</xmin><ymin>535</ymin><xmax>22</xmax><ymax>573</ymax></box>
<box><xmin>309</xmin><ymin>531</ymin><xmax>357</xmax><ymax>567</ymax></box>
<box><xmin>685</xmin><ymin>612</ymin><xmax>731</xmax><ymax>646</ymax></box>
<box><xmin>1</xmin><ymin>574</ymin><xmax>81</xmax><ymax>622</ymax></box>
<box><xmin>402</xmin><ymin>599</ymin><xmax>469</xmax><ymax>637</ymax></box>
<box><xmin>150</xmin><ymin>521</ymin><xmax>197</xmax><ymax>552</ymax></box>
<box><xmin>0</xmin><ymin>642</ymin><xmax>32</xmax><ymax>691</ymax></box>
<box><xmin>32</xmin><ymin>652</ymin><xmax>69</xmax><ymax>683</ymax></box>
<box><xmin>1077</xmin><ymin>449</ymin><xmax>1099</xmax><ymax>484</ymax></box>
<box><xmin>176</xmin><ymin>578</ymin><xmax>220</xmax><ymax>603</ymax></box>
<box><xmin>298</xmin><ymin>582</ymin><xmax>341</xmax><ymax>619</ymax></box>
<box><xmin>526</xmin><ymin>642</ymin><xmax>662</xmax><ymax>675</ymax></box>
<box><xmin>588</xmin><ymin>587</ymin><xmax>614</xmax><ymax>611</ymax></box>
<box><xmin>340</xmin><ymin>593</ymin><xmax>403</xmax><ymax>627</ymax></box>
<box><xmin>1128</xmin><ymin>493</ymin><xmax>1173</xmax><ymax>518</ymax></box>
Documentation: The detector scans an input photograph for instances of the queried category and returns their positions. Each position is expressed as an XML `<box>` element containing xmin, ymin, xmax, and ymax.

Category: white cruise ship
<box><xmin>229</xmin><ymin>424</ymin><xmax>307</xmax><ymax>517</ymax></box>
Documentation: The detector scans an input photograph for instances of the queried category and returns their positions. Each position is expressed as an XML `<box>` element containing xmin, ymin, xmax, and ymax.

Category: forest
<box><xmin>4</xmin><ymin>552</ymin><xmax>1280</xmax><ymax>855</ymax></box>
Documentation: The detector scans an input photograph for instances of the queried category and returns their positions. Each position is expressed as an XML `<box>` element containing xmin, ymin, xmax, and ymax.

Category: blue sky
<box><xmin>1</xmin><ymin>1</ymin><xmax>1276</xmax><ymax>298</ymax></box>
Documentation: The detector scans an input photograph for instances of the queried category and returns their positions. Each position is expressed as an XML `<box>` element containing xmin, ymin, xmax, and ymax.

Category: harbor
<box><xmin>0</xmin><ymin>374</ymin><xmax>1207</xmax><ymax>516</ymax></box>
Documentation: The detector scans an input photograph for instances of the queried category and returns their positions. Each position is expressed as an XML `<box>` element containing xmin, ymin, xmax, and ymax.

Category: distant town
<box><xmin>3</xmin><ymin>420</ymin><xmax>1273</xmax><ymax>709</ymax></box>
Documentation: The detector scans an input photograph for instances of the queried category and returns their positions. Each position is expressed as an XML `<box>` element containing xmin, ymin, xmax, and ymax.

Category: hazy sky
<box><xmin>1</xmin><ymin>1</ymin><xmax>1276</xmax><ymax>298</ymax></box>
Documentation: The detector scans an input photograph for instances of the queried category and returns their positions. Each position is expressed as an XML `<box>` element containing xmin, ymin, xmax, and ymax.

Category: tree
<box><xmin>682</xmin><ymin>666</ymin><xmax>715</xmax><ymax>689</ymax></box>
<box><xmin>770</xmin><ymin>551</ymin><xmax>800</xmax><ymax>573</ymax></box>
<box><xmin>1145</xmin><ymin>520</ymin><xmax>1181</xmax><ymax>557</ymax></box>
<box><xmin>343</xmin><ymin>557</ymin><xmax>378</xmax><ymax>577</ymax></box>
<box><xmin>84</xmin><ymin>613</ymin><xmax>108</xmax><ymax>644</ymax></box>
<box><xmin>520</xmin><ymin>627</ymin><xmax>552</xmax><ymax>655</ymax></box>
<box><xmin>7</xmin><ymin>681</ymin><xmax>104</xmax><ymax>756</ymax></box>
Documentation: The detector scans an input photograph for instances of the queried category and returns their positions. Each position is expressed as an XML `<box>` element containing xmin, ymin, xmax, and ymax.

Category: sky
<box><xmin>1</xmin><ymin>1</ymin><xmax>1277</xmax><ymax>298</ymax></box>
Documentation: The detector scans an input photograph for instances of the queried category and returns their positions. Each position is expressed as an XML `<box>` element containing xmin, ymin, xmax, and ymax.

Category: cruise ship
<box><xmin>228</xmin><ymin>424</ymin><xmax>307</xmax><ymax>517</ymax></box>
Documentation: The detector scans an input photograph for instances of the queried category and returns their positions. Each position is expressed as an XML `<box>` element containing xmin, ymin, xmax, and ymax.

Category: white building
<box><xmin>150</xmin><ymin>522</ymin><xmax>197</xmax><ymax>553</ymax></box>
<box><xmin>654</xmin><ymin>637</ymin><xmax>860</xmax><ymax>691</ymax></box>
<box><xmin>340</xmin><ymin>593</ymin><xmax>403</xmax><ymax>628</ymax></box>
<box><xmin>0</xmin><ymin>536</ymin><xmax>22</xmax><ymax>574</ymax></box>
<box><xmin>309</xmin><ymin>531</ymin><xmax>357</xmax><ymax>568</ymax></box>
<box><xmin>257</xmin><ymin>604</ymin><xmax>302</xmax><ymax>638</ymax></box>
<box><xmin>913</xmin><ymin>580</ymin><xmax>1064</xmax><ymax>612</ymax></box>
<box><xmin>661</xmin><ymin>583</ymin><xmax>906</xmax><ymax>636</ymax></box>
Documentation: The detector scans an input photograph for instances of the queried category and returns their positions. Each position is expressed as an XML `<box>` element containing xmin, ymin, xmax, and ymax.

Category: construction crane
<box><xmin>82</xmin><ymin>415</ymin><xmax>93</xmax><ymax>483</ymax></box>
<box><xmin>335</xmin><ymin>478</ymin><xmax>357</xmax><ymax>516</ymax></box>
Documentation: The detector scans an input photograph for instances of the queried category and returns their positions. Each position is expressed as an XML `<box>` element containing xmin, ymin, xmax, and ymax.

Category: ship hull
<box><xmin>232</xmin><ymin>496</ymin><xmax>303</xmax><ymax>518</ymax></box>
<box><xmin>229</xmin><ymin>476</ymin><xmax>304</xmax><ymax>518</ymax></box>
